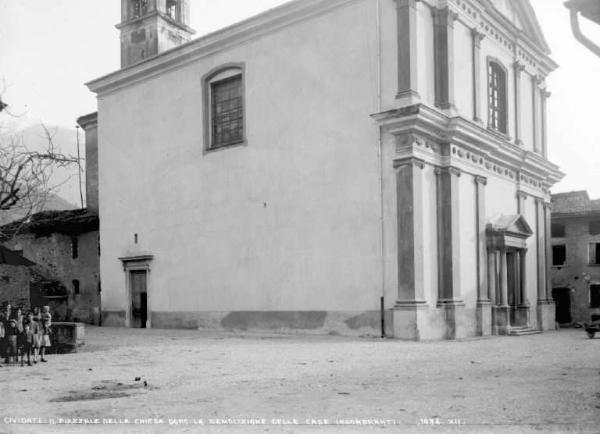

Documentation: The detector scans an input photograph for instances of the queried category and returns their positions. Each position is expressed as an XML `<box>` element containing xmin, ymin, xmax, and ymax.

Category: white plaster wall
<box><xmin>485</xmin><ymin>175</ymin><xmax>518</xmax><ymax>219</ymax></box>
<box><xmin>459</xmin><ymin>174</ymin><xmax>478</xmax><ymax>309</ymax></box>
<box><xmin>98</xmin><ymin>0</ymin><xmax>385</xmax><ymax>314</ymax></box>
<box><xmin>454</xmin><ymin>21</ymin><xmax>474</xmax><ymax>120</ymax></box>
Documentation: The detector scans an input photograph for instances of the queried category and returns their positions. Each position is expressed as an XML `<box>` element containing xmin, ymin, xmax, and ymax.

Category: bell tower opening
<box><xmin>166</xmin><ymin>0</ymin><xmax>181</xmax><ymax>21</ymax></box>
<box><xmin>117</xmin><ymin>0</ymin><xmax>195</xmax><ymax>68</ymax></box>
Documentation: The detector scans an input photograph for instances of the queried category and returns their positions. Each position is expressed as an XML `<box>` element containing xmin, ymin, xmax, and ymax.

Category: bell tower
<box><xmin>117</xmin><ymin>0</ymin><xmax>195</xmax><ymax>68</ymax></box>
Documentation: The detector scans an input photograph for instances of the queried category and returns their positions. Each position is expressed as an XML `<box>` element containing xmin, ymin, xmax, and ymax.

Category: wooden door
<box><xmin>130</xmin><ymin>270</ymin><xmax>148</xmax><ymax>328</ymax></box>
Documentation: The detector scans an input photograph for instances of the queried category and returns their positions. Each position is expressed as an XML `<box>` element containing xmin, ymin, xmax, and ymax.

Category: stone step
<box><xmin>509</xmin><ymin>327</ymin><xmax>542</xmax><ymax>336</ymax></box>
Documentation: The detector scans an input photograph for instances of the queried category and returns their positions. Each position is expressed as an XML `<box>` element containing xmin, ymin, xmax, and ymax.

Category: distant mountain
<box><xmin>0</xmin><ymin>193</ymin><xmax>78</xmax><ymax>226</ymax></box>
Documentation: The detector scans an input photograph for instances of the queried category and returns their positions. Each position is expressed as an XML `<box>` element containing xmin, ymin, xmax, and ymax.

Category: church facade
<box><xmin>85</xmin><ymin>0</ymin><xmax>562</xmax><ymax>339</ymax></box>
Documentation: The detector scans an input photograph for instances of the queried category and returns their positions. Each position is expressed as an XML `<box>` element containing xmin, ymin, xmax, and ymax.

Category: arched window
<box><xmin>203</xmin><ymin>64</ymin><xmax>246</xmax><ymax>151</ymax></box>
<box><xmin>488</xmin><ymin>61</ymin><xmax>508</xmax><ymax>134</ymax></box>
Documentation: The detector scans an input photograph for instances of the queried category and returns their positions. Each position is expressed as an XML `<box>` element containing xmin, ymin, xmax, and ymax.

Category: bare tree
<box><xmin>0</xmin><ymin>97</ymin><xmax>79</xmax><ymax>239</ymax></box>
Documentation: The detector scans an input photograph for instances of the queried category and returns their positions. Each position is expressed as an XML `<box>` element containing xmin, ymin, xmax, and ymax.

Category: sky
<box><xmin>0</xmin><ymin>0</ymin><xmax>599</xmax><ymax>200</ymax></box>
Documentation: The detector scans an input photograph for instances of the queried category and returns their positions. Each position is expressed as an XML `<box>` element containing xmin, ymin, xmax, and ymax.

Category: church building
<box><xmin>84</xmin><ymin>0</ymin><xmax>563</xmax><ymax>339</ymax></box>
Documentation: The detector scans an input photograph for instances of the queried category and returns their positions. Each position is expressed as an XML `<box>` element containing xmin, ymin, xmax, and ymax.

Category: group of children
<box><xmin>0</xmin><ymin>303</ymin><xmax>52</xmax><ymax>367</ymax></box>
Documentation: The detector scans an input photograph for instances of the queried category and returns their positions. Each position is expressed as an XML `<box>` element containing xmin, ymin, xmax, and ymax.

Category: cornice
<box><xmin>88</xmin><ymin>0</ymin><xmax>357</xmax><ymax>96</ymax></box>
<box><xmin>373</xmin><ymin>104</ymin><xmax>564</xmax><ymax>195</ymax></box>
<box><xmin>552</xmin><ymin>210</ymin><xmax>600</xmax><ymax>220</ymax></box>
<box><xmin>76</xmin><ymin>112</ymin><xmax>98</xmax><ymax>129</ymax></box>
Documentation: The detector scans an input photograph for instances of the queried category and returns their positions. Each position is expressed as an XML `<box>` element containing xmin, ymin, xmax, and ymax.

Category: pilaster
<box><xmin>475</xmin><ymin>176</ymin><xmax>491</xmax><ymax>336</ymax></box>
<box><xmin>493</xmin><ymin>248</ymin><xmax>510</xmax><ymax>335</ymax></box>
<box><xmin>436</xmin><ymin>166</ymin><xmax>465</xmax><ymax>339</ymax></box>
<box><xmin>392</xmin><ymin>156</ymin><xmax>435</xmax><ymax>341</ymax></box>
<box><xmin>436</xmin><ymin>166</ymin><xmax>462</xmax><ymax>305</ymax></box>
<box><xmin>541</xmin><ymin>89</ymin><xmax>551</xmax><ymax>159</ymax></box>
<box><xmin>544</xmin><ymin>201</ymin><xmax>553</xmax><ymax>301</ymax></box>
<box><xmin>535</xmin><ymin>198</ymin><xmax>546</xmax><ymax>302</ymax></box>
<box><xmin>517</xmin><ymin>190</ymin><xmax>527</xmax><ymax>215</ymax></box>
<box><xmin>432</xmin><ymin>7</ymin><xmax>458</xmax><ymax>113</ymax></box>
<box><xmin>531</xmin><ymin>75</ymin><xmax>541</xmax><ymax>153</ymax></box>
<box><xmin>394</xmin><ymin>157</ymin><xmax>427</xmax><ymax>305</ymax></box>
<box><xmin>396</xmin><ymin>0</ymin><xmax>421</xmax><ymax>105</ymax></box>
<box><xmin>471</xmin><ymin>29</ymin><xmax>485</xmax><ymax>124</ymax></box>
<box><xmin>513</xmin><ymin>62</ymin><xmax>525</xmax><ymax>146</ymax></box>
<box><xmin>536</xmin><ymin>198</ymin><xmax>555</xmax><ymax>330</ymax></box>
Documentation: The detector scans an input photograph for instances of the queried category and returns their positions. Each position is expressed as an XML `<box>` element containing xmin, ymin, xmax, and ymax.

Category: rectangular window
<box><xmin>591</xmin><ymin>285</ymin><xmax>600</xmax><ymax>308</ymax></box>
<box><xmin>211</xmin><ymin>75</ymin><xmax>243</xmax><ymax>149</ymax></box>
<box><xmin>589</xmin><ymin>243</ymin><xmax>600</xmax><ymax>265</ymax></box>
<box><xmin>552</xmin><ymin>245</ymin><xmax>566</xmax><ymax>266</ymax></box>
<box><xmin>551</xmin><ymin>223</ymin><xmax>566</xmax><ymax>238</ymax></box>
<box><xmin>73</xmin><ymin>279</ymin><xmax>80</xmax><ymax>295</ymax></box>
<box><xmin>71</xmin><ymin>236</ymin><xmax>79</xmax><ymax>259</ymax></box>
<box><xmin>590</xmin><ymin>220</ymin><xmax>600</xmax><ymax>235</ymax></box>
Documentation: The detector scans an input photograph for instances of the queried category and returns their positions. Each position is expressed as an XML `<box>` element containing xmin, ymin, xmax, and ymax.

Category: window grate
<box><xmin>211</xmin><ymin>75</ymin><xmax>243</xmax><ymax>149</ymax></box>
<box><xmin>488</xmin><ymin>62</ymin><xmax>507</xmax><ymax>134</ymax></box>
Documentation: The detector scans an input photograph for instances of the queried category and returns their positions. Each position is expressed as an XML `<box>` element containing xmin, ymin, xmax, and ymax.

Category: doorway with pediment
<box><xmin>487</xmin><ymin>215</ymin><xmax>534</xmax><ymax>335</ymax></box>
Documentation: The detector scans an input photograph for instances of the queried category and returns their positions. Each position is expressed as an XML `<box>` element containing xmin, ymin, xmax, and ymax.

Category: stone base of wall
<box><xmin>101</xmin><ymin>310</ymin><xmax>126</xmax><ymax>327</ymax></box>
<box><xmin>102</xmin><ymin>310</ymin><xmax>383</xmax><ymax>337</ymax></box>
<box><xmin>537</xmin><ymin>300</ymin><xmax>556</xmax><ymax>331</ymax></box>
<box><xmin>492</xmin><ymin>306</ymin><xmax>510</xmax><ymax>335</ymax></box>
<box><xmin>391</xmin><ymin>304</ymin><xmax>480</xmax><ymax>341</ymax></box>
<box><xmin>100</xmin><ymin>305</ymin><xmax>550</xmax><ymax>340</ymax></box>
<box><xmin>476</xmin><ymin>302</ymin><xmax>493</xmax><ymax>336</ymax></box>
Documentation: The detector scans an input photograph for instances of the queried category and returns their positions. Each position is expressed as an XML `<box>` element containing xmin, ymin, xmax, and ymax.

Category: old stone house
<box><xmin>1</xmin><ymin>210</ymin><xmax>100</xmax><ymax>323</ymax></box>
<box><xmin>84</xmin><ymin>0</ymin><xmax>562</xmax><ymax>339</ymax></box>
<box><xmin>550</xmin><ymin>191</ymin><xmax>600</xmax><ymax>325</ymax></box>
<box><xmin>0</xmin><ymin>113</ymin><xmax>101</xmax><ymax>324</ymax></box>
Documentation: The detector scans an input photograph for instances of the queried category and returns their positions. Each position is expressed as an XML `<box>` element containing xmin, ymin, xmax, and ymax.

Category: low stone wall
<box><xmin>48</xmin><ymin>322</ymin><xmax>85</xmax><ymax>353</ymax></box>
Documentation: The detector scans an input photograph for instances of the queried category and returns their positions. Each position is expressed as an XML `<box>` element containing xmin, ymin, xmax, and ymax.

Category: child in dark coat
<box><xmin>5</xmin><ymin>319</ymin><xmax>19</xmax><ymax>364</ymax></box>
<box><xmin>20</xmin><ymin>313</ymin><xmax>39</xmax><ymax>366</ymax></box>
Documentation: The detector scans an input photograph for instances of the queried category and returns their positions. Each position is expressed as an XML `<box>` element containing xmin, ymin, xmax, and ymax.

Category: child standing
<box><xmin>32</xmin><ymin>307</ymin><xmax>42</xmax><ymax>363</ymax></box>
<box><xmin>5</xmin><ymin>319</ymin><xmax>19</xmax><ymax>364</ymax></box>
<box><xmin>19</xmin><ymin>313</ymin><xmax>38</xmax><ymax>367</ymax></box>
<box><xmin>39</xmin><ymin>306</ymin><xmax>52</xmax><ymax>363</ymax></box>
<box><xmin>0</xmin><ymin>318</ymin><xmax>4</xmax><ymax>367</ymax></box>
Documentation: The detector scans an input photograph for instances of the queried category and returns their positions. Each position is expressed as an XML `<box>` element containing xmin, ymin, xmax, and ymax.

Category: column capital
<box><xmin>474</xmin><ymin>175</ymin><xmax>488</xmax><ymax>186</ymax></box>
<box><xmin>471</xmin><ymin>27</ymin><xmax>486</xmax><ymax>43</ymax></box>
<box><xmin>543</xmin><ymin>201</ymin><xmax>553</xmax><ymax>211</ymax></box>
<box><xmin>513</xmin><ymin>61</ymin><xmax>526</xmax><ymax>74</ymax></box>
<box><xmin>435</xmin><ymin>166</ymin><xmax>462</xmax><ymax>177</ymax></box>
<box><xmin>542</xmin><ymin>89</ymin><xmax>552</xmax><ymax>99</ymax></box>
<box><xmin>516</xmin><ymin>191</ymin><xmax>528</xmax><ymax>200</ymax></box>
<box><xmin>394</xmin><ymin>157</ymin><xmax>426</xmax><ymax>170</ymax></box>
<box><xmin>535</xmin><ymin>197</ymin><xmax>545</xmax><ymax>205</ymax></box>
<box><xmin>396</xmin><ymin>0</ymin><xmax>419</xmax><ymax>9</ymax></box>
<box><xmin>534</xmin><ymin>74</ymin><xmax>545</xmax><ymax>86</ymax></box>
<box><xmin>431</xmin><ymin>7</ymin><xmax>459</xmax><ymax>25</ymax></box>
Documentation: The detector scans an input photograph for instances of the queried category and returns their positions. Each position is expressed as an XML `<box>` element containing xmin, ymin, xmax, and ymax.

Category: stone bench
<box><xmin>48</xmin><ymin>322</ymin><xmax>85</xmax><ymax>354</ymax></box>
